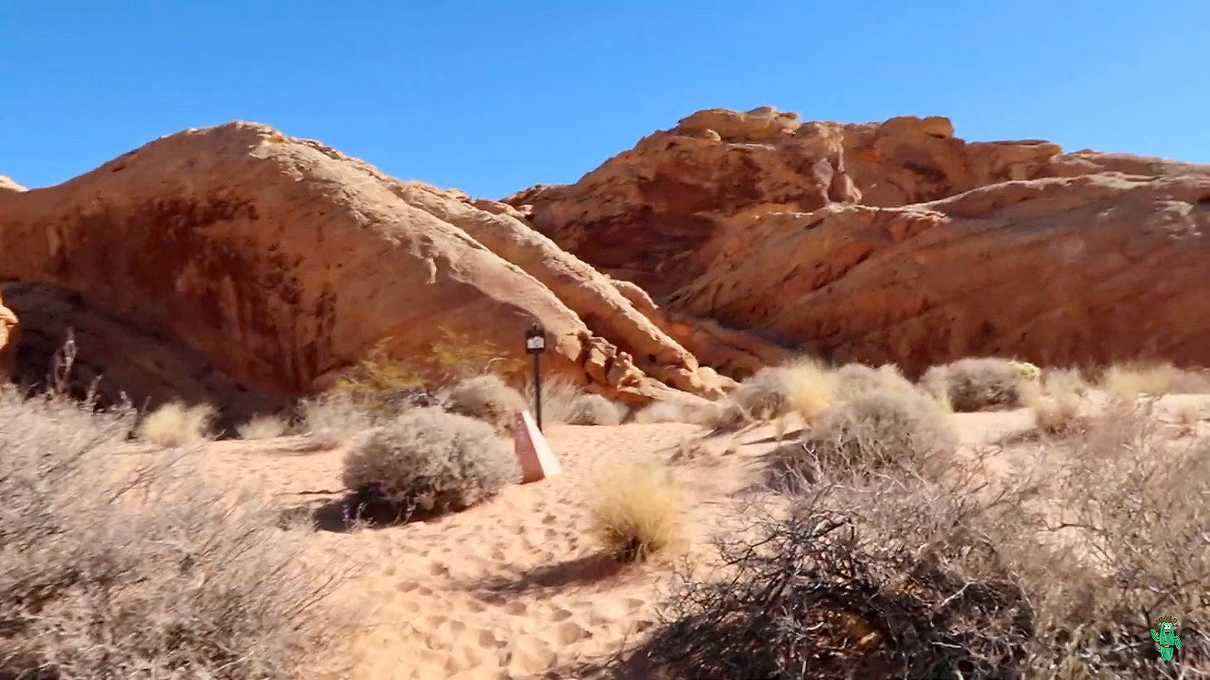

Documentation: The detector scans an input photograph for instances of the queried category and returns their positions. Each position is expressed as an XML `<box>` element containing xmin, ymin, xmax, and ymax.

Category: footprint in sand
<box><xmin>554</xmin><ymin>621</ymin><xmax>592</xmax><ymax>645</ymax></box>
<box><xmin>476</xmin><ymin>628</ymin><xmax>509</xmax><ymax>649</ymax></box>
<box><xmin>547</xmin><ymin>607</ymin><xmax>574</xmax><ymax>622</ymax></box>
<box><xmin>505</xmin><ymin>638</ymin><xmax>557</xmax><ymax>675</ymax></box>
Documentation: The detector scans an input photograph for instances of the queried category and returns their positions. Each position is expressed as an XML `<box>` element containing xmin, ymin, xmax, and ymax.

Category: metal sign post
<box><xmin>524</xmin><ymin>322</ymin><xmax>546</xmax><ymax>431</ymax></box>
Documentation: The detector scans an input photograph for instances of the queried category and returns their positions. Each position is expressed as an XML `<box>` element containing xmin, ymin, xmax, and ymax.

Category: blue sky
<box><xmin>2</xmin><ymin>2</ymin><xmax>1207</xmax><ymax>198</ymax></box>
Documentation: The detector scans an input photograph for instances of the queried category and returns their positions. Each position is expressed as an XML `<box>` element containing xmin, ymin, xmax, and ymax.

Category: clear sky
<box><xmin>2</xmin><ymin>1</ymin><xmax>1208</xmax><ymax>198</ymax></box>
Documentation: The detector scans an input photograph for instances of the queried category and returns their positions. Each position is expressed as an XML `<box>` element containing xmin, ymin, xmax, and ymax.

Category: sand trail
<box><xmin>162</xmin><ymin>396</ymin><xmax>1210</xmax><ymax>678</ymax></box>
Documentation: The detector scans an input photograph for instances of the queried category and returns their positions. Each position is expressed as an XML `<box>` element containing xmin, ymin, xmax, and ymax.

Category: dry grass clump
<box><xmin>299</xmin><ymin>391</ymin><xmax>377</xmax><ymax>443</ymax></box>
<box><xmin>590</xmin><ymin>458</ymin><xmax>687</xmax><ymax>562</ymax></box>
<box><xmin>1020</xmin><ymin>370</ymin><xmax>1089</xmax><ymax>436</ymax></box>
<box><xmin>442</xmin><ymin>374</ymin><xmax>527</xmax><ymax>432</ymax></box>
<box><xmin>135</xmin><ymin>400</ymin><xmax>216</xmax><ymax>446</ymax></box>
<box><xmin>792</xmin><ymin>388</ymin><xmax>958</xmax><ymax>474</ymax></box>
<box><xmin>341</xmin><ymin>407</ymin><xmax>519</xmax><ymax>517</ymax></box>
<box><xmin>707</xmin><ymin>358</ymin><xmax>835</xmax><ymax>429</ymax></box>
<box><xmin>1040</xmin><ymin>366</ymin><xmax>1091</xmax><ymax>397</ymax></box>
<box><xmin>920</xmin><ymin>357</ymin><xmax>1036</xmax><ymax>412</ymax></box>
<box><xmin>567</xmin><ymin>393</ymin><xmax>629</xmax><ymax>425</ymax></box>
<box><xmin>1100</xmin><ymin>360</ymin><xmax>1210</xmax><ymax>399</ymax></box>
<box><xmin>0</xmin><ymin>387</ymin><xmax>349</xmax><ymax>679</ymax></box>
<box><xmin>522</xmin><ymin>376</ymin><xmax>628</xmax><ymax>425</ymax></box>
<box><xmin>522</xmin><ymin>374</ymin><xmax>580</xmax><ymax>424</ymax></box>
<box><xmin>237</xmin><ymin>413</ymin><xmax>290</xmax><ymax>440</ymax></box>
<box><xmin>833</xmin><ymin>362</ymin><xmax>916</xmax><ymax>401</ymax></box>
<box><xmin>634</xmin><ymin>400</ymin><xmax>695</xmax><ymax>424</ymax></box>
<box><xmin>1025</xmin><ymin>387</ymin><xmax>1084</xmax><ymax>436</ymax></box>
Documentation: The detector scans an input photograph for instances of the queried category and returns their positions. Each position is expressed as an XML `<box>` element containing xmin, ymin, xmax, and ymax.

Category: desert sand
<box><xmin>107</xmin><ymin>398</ymin><xmax>1208</xmax><ymax>680</ymax></box>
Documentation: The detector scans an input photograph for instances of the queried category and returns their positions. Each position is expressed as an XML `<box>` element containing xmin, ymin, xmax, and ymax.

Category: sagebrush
<box><xmin>442</xmin><ymin>374</ymin><xmax>527</xmax><ymax>432</ymax></box>
<box><xmin>789</xmin><ymin>388</ymin><xmax>957</xmax><ymax>476</ymax></box>
<box><xmin>635</xmin><ymin>397</ymin><xmax>1208</xmax><ymax>679</ymax></box>
<box><xmin>0</xmin><ymin>387</ymin><xmax>350</xmax><ymax>679</ymax></box>
<box><xmin>340</xmin><ymin>407</ymin><xmax>519</xmax><ymax>516</ymax></box>
<box><xmin>920</xmin><ymin>357</ymin><xmax>1035</xmax><ymax>412</ymax></box>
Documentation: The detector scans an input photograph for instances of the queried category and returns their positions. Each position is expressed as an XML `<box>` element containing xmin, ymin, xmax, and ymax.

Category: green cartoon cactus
<box><xmin>1150</xmin><ymin>616</ymin><xmax>1182</xmax><ymax>662</ymax></box>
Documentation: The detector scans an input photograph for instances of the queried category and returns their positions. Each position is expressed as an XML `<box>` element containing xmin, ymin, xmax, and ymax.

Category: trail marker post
<box><xmin>524</xmin><ymin>322</ymin><xmax>546</xmax><ymax>431</ymax></box>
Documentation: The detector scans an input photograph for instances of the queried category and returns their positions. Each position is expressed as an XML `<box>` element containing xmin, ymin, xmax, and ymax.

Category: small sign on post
<box><xmin>524</xmin><ymin>322</ymin><xmax>546</xmax><ymax>431</ymax></box>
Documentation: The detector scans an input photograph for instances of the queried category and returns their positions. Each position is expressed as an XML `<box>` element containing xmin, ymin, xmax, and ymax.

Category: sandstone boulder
<box><xmin>0</xmin><ymin>123</ymin><xmax>718</xmax><ymax>414</ymax></box>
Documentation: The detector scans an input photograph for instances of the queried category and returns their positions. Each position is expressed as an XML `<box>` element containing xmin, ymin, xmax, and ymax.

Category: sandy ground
<box><xmin>132</xmin><ymin>396</ymin><xmax>1204</xmax><ymax>679</ymax></box>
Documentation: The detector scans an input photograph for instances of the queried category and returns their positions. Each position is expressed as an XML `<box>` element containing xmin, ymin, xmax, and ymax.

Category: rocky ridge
<box><xmin>508</xmin><ymin>107</ymin><xmax>1210</xmax><ymax>374</ymax></box>
<box><xmin>0</xmin><ymin>124</ymin><xmax>724</xmax><ymax>415</ymax></box>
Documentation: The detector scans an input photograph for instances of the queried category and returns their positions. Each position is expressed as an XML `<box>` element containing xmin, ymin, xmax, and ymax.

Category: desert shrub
<box><xmin>520</xmin><ymin>375</ymin><xmax>627</xmax><ymax>425</ymax></box>
<box><xmin>637</xmin><ymin>463</ymin><xmax>1039</xmax><ymax>679</ymax></box>
<box><xmin>136</xmin><ymin>400</ymin><xmax>215</xmax><ymax>446</ymax></box>
<box><xmin>426</xmin><ymin>327</ymin><xmax>525</xmax><ymax>384</ymax></box>
<box><xmin>341</xmin><ymin>407</ymin><xmax>518</xmax><ymax>516</ymax></box>
<box><xmin>1019</xmin><ymin>403</ymin><xmax>1210</xmax><ymax>676</ymax></box>
<box><xmin>790</xmin><ymin>389</ymin><xmax>958</xmax><ymax>475</ymax></box>
<box><xmin>298</xmin><ymin>391</ymin><xmax>377</xmax><ymax>444</ymax></box>
<box><xmin>634</xmin><ymin>400</ymin><xmax>694</xmax><ymax>424</ymax></box>
<box><xmin>328</xmin><ymin>339</ymin><xmax>425</xmax><ymax>420</ymax></box>
<box><xmin>920</xmin><ymin>357</ymin><xmax>1034</xmax><ymax>412</ymax></box>
<box><xmin>567</xmin><ymin>393</ymin><xmax>629</xmax><ymax>425</ymax></box>
<box><xmin>1100</xmin><ymin>361</ymin><xmax>1210</xmax><ymax>398</ymax></box>
<box><xmin>590</xmin><ymin>459</ymin><xmax>687</xmax><ymax>562</ymax></box>
<box><xmin>634</xmin><ymin>399</ymin><xmax>1209</xmax><ymax>679</ymax></box>
<box><xmin>1024</xmin><ymin>386</ymin><xmax>1084</xmax><ymax>436</ymax></box>
<box><xmin>0</xmin><ymin>387</ymin><xmax>348</xmax><ymax>679</ymax></box>
<box><xmin>833</xmin><ymin>362</ymin><xmax>916</xmax><ymax>401</ymax></box>
<box><xmin>326</xmin><ymin>329</ymin><xmax>520</xmax><ymax>422</ymax></box>
<box><xmin>521</xmin><ymin>374</ymin><xmax>579</xmax><ymax>424</ymax></box>
<box><xmin>1020</xmin><ymin>373</ymin><xmax>1086</xmax><ymax>436</ymax></box>
<box><xmin>709</xmin><ymin>358</ymin><xmax>835</xmax><ymax>429</ymax></box>
<box><xmin>442</xmin><ymin>374</ymin><xmax>527</xmax><ymax>432</ymax></box>
<box><xmin>1040</xmin><ymin>366</ymin><xmax>1091</xmax><ymax>397</ymax></box>
<box><xmin>237</xmin><ymin>414</ymin><xmax>289</xmax><ymax>440</ymax></box>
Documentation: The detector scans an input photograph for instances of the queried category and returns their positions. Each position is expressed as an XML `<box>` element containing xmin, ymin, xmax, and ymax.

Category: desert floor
<box><xmin>123</xmin><ymin>397</ymin><xmax>1202</xmax><ymax>679</ymax></box>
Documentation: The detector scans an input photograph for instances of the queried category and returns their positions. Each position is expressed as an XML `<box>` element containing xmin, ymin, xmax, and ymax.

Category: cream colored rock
<box><xmin>0</xmin><ymin>123</ymin><xmax>717</xmax><ymax>412</ymax></box>
<box><xmin>0</xmin><ymin>291</ymin><xmax>17</xmax><ymax>382</ymax></box>
<box><xmin>0</xmin><ymin>175</ymin><xmax>24</xmax><ymax>193</ymax></box>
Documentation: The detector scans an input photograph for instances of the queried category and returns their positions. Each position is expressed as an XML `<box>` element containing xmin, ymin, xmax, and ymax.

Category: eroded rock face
<box><xmin>510</xmin><ymin>106</ymin><xmax>1210</xmax><ymax>374</ymax></box>
<box><xmin>0</xmin><ymin>291</ymin><xmax>17</xmax><ymax>382</ymax></box>
<box><xmin>0</xmin><ymin>123</ymin><xmax>720</xmax><ymax>412</ymax></box>
<box><xmin>1</xmin><ymin>282</ymin><xmax>283</xmax><ymax>425</ymax></box>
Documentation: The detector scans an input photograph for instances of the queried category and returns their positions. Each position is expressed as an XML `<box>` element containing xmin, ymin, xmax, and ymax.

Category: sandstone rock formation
<box><xmin>0</xmin><ymin>291</ymin><xmax>17</xmax><ymax>382</ymax></box>
<box><xmin>0</xmin><ymin>124</ymin><xmax>721</xmax><ymax>415</ymax></box>
<box><xmin>509</xmin><ymin>107</ymin><xmax>1210</xmax><ymax>374</ymax></box>
<box><xmin>0</xmin><ymin>176</ymin><xmax>24</xmax><ymax>193</ymax></box>
<box><xmin>1</xmin><ymin>282</ymin><xmax>282</xmax><ymax>420</ymax></box>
